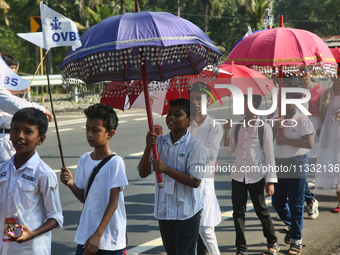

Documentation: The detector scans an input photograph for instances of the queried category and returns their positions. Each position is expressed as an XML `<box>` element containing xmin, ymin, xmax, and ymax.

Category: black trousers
<box><xmin>159</xmin><ymin>211</ymin><xmax>201</xmax><ymax>255</ymax></box>
<box><xmin>232</xmin><ymin>178</ymin><xmax>277</xmax><ymax>252</ymax></box>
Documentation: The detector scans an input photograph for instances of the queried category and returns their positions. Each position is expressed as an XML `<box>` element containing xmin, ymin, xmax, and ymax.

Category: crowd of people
<box><xmin>0</xmin><ymin>53</ymin><xmax>340</xmax><ymax>255</ymax></box>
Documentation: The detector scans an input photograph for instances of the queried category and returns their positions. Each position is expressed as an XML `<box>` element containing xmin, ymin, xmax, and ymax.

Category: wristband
<box><xmin>226</xmin><ymin>129</ymin><xmax>231</xmax><ymax>132</ymax></box>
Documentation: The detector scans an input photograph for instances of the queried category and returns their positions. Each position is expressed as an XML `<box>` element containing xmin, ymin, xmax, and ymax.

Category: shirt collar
<box><xmin>165</xmin><ymin>130</ymin><xmax>190</xmax><ymax>145</ymax></box>
<box><xmin>9</xmin><ymin>151</ymin><xmax>40</xmax><ymax>171</ymax></box>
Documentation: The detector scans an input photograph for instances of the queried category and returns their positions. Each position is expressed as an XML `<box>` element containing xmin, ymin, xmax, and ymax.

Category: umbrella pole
<box><xmin>140</xmin><ymin>48</ymin><xmax>164</xmax><ymax>188</ymax></box>
<box><xmin>43</xmin><ymin>50</ymin><xmax>66</xmax><ymax>168</ymax></box>
<box><xmin>278</xmin><ymin>16</ymin><xmax>284</xmax><ymax>134</ymax></box>
<box><xmin>278</xmin><ymin>66</ymin><xmax>283</xmax><ymax>136</ymax></box>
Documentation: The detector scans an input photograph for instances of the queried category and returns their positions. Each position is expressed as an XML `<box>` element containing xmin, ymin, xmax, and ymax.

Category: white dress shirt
<box><xmin>0</xmin><ymin>87</ymin><xmax>46</xmax><ymax>163</ymax></box>
<box><xmin>189</xmin><ymin>115</ymin><xmax>222</xmax><ymax>227</ymax></box>
<box><xmin>148</xmin><ymin>131</ymin><xmax>206</xmax><ymax>220</ymax></box>
<box><xmin>74</xmin><ymin>152</ymin><xmax>128</xmax><ymax>251</ymax></box>
<box><xmin>223</xmin><ymin>119</ymin><xmax>277</xmax><ymax>184</ymax></box>
<box><xmin>272</xmin><ymin>111</ymin><xmax>315</xmax><ymax>159</ymax></box>
<box><xmin>0</xmin><ymin>152</ymin><xmax>63</xmax><ymax>255</ymax></box>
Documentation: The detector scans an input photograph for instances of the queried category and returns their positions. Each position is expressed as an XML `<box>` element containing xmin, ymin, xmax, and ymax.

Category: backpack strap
<box><xmin>85</xmin><ymin>154</ymin><xmax>115</xmax><ymax>200</ymax></box>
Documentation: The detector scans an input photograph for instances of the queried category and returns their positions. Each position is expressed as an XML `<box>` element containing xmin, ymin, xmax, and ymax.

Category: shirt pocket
<box><xmin>248</xmin><ymin>135</ymin><xmax>260</xmax><ymax>148</ymax></box>
<box><xmin>17</xmin><ymin>180</ymin><xmax>37</xmax><ymax>208</ymax></box>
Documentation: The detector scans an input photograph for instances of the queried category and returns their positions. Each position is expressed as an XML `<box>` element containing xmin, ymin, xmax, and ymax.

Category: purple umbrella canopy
<box><xmin>59</xmin><ymin>11</ymin><xmax>222</xmax><ymax>84</ymax></box>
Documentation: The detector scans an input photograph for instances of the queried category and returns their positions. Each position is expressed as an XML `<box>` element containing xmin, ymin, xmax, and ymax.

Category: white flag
<box><xmin>243</xmin><ymin>26</ymin><xmax>253</xmax><ymax>39</ymax></box>
<box><xmin>0</xmin><ymin>57</ymin><xmax>31</xmax><ymax>91</ymax></box>
<box><xmin>17</xmin><ymin>1</ymin><xmax>81</xmax><ymax>50</ymax></box>
<box><xmin>40</xmin><ymin>2</ymin><xmax>81</xmax><ymax>50</ymax></box>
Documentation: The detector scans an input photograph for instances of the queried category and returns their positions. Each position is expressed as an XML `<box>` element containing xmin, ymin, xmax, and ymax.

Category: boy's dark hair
<box><xmin>244</xmin><ymin>95</ymin><xmax>262</xmax><ymax>109</ymax></box>
<box><xmin>283</xmin><ymin>77</ymin><xmax>304</xmax><ymax>99</ymax></box>
<box><xmin>1</xmin><ymin>53</ymin><xmax>19</xmax><ymax>67</ymax></box>
<box><xmin>84</xmin><ymin>103</ymin><xmax>119</xmax><ymax>131</ymax></box>
<box><xmin>11</xmin><ymin>108</ymin><xmax>48</xmax><ymax>136</ymax></box>
<box><xmin>189</xmin><ymin>82</ymin><xmax>211</xmax><ymax>95</ymax></box>
<box><xmin>169</xmin><ymin>98</ymin><xmax>196</xmax><ymax>118</ymax></box>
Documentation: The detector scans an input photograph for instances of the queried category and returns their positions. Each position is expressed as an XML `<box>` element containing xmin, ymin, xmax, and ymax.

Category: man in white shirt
<box><xmin>188</xmin><ymin>83</ymin><xmax>223</xmax><ymax>255</ymax></box>
<box><xmin>271</xmin><ymin>80</ymin><xmax>315</xmax><ymax>255</ymax></box>
<box><xmin>223</xmin><ymin>94</ymin><xmax>279</xmax><ymax>255</ymax></box>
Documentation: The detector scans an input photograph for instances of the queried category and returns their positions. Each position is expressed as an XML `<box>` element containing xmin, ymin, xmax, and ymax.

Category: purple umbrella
<box><xmin>60</xmin><ymin>11</ymin><xmax>222</xmax><ymax>187</ymax></box>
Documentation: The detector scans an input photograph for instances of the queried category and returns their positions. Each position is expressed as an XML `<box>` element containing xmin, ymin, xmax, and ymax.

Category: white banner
<box><xmin>40</xmin><ymin>1</ymin><xmax>81</xmax><ymax>50</ymax></box>
<box><xmin>0</xmin><ymin>57</ymin><xmax>31</xmax><ymax>91</ymax></box>
<box><xmin>17</xmin><ymin>1</ymin><xmax>81</xmax><ymax>50</ymax></box>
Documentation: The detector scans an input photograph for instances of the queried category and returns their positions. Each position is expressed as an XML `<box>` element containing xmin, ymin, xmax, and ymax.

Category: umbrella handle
<box><xmin>140</xmin><ymin>47</ymin><xmax>164</xmax><ymax>188</ymax></box>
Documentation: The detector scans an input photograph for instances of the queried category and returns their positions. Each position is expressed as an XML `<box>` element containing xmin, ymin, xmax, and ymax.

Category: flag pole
<box><xmin>43</xmin><ymin>49</ymin><xmax>65</xmax><ymax>167</ymax></box>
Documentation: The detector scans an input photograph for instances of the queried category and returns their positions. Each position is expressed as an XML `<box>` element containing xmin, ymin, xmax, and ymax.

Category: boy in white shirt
<box><xmin>0</xmin><ymin>108</ymin><xmax>63</xmax><ymax>255</ymax></box>
<box><xmin>223</xmin><ymin>94</ymin><xmax>279</xmax><ymax>255</ymax></box>
<box><xmin>139</xmin><ymin>99</ymin><xmax>206</xmax><ymax>254</ymax></box>
<box><xmin>271</xmin><ymin>79</ymin><xmax>315</xmax><ymax>255</ymax></box>
<box><xmin>189</xmin><ymin>83</ymin><xmax>223</xmax><ymax>255</ymax></box>
<box><xmin>60</xmin><ymin>103</ymin><xmax>128</xmax><ymax>255</ymax></box>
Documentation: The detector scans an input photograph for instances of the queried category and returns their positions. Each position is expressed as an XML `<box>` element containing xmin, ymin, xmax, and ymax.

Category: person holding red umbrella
<box><xmin>271</xmin><ymin>77</ymin><xmax>315</xmax><ymax>254</ymax></box>
<box><xmin>138</xmin><ymin>99</ymin><xmax>206</xmax><ymax>254</ymax></box>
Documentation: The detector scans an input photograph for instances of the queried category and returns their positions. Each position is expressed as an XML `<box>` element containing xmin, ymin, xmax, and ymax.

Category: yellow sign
<box><xmin>30</xmin><ymin>16</ymin><xmax>42</xmax><ymax>33</ymax></box>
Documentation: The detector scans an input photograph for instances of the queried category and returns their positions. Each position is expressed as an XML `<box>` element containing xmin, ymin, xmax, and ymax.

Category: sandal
<box><xmin>236</xmin><ymin>250</ymin><xmax>248</xmax><ymax>255</ymax></box>
<box><xmin>284</xmin><ymin>230</ymin><xmax>291</xmax><ymax>244</ymax></box>
<box><xmin>333</xmin><ymin>206</ymin><xmax>340</xmax><ymax>213</ymax></box>
<box><xmin>263</xmin><ymin>242</ymin><xmax>280</xmax><ymax>255</ymax></box>
<box><xmin>287</xmin><ymin>243</ymin><xmax>302</xmax><ymax>254</ymax></box>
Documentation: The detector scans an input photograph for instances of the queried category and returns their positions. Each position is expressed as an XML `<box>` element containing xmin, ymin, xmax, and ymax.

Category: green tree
<box><xmin>190</xmin><ymin>0</ymin><xmax>224</xmax><ymax>33</ymax></box>
<box><xmin>239</xmin><ymin>0</ymin><xmax>273</xmax><ymax>31</ymax></box>
<box><xmin>274</xmin><ymin>0</ymin><xmax>340</xmax><ymax>37</ymax></box>
<box><xmin>0</xmin><ymin>0</ymin><xmax>10</xmax><ymax>26</ymax></box>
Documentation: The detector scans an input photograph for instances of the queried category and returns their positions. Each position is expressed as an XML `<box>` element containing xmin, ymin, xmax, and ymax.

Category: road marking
<box><xmin>127</xmin><ymin>237</ymin><xmax>163</xmax><ymax>255</ymax></box>
<box><xmin>51</xmin><ymin>128</ymin><xmax>73</xmax><ymax>132</ymax></box>
<box><xmin>120</xmin><ymin>120</ymin><xmax>127</xmax><ymax>123</ymax></box>
<box><xmin>49</xmin><ymin>119</ymin><xmax>85</xmax><ymax>127</ymax></box>
<box><xmin>134</xmin><ymin>117</ymin><xmax>148</xmax><ymax>121</ymax></box>
<box><xmin>129</xmin><ymin>152</ymin><xmax>144</xmax><ymax>156</ymax></box>
<box><xmin>126</xmin><ymin>198</ymin><xmax>272</xmax><ymax>254</ymax></box>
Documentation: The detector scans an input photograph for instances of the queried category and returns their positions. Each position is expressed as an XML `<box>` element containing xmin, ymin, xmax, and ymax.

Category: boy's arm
<box><xmin>9</xmin><ymin>218</ymin><xmax>58</xmax><ymax>243</ymax></box>
<box><xmin>202</xmin><ymin>124</ymin><xmax>223</xmax><ymax>162</ymax></box>
<box><xmin>262</xmin><ymin>124</ymin><xmax>277</xmax><ymax>183</ymax></box>
<box><xmin>61</xmin><ymin>166</ymin><xmax>85</xmax><ymax>203</ymax></box>
<box><xmin>0</xmin><ymin>87</ymin><xmax>52</xmax><ymax>121</ymax></box>
<box><xmin>138</xmin><ymin>131</ymin><xmax>157</xmax><ymax>178</ymax></box>
<box><xmin>222</xmin><ymin>122</ymin><xmax>236</xmax><ymax>157</ymax></box>
<box><xmin>319</xmin><ymin>90</ymin><xmax>331</xmax><ymax>124</ymax></box>
<box><xmin>153</xmin><ymin>159</ymin><xmax>201</xmax><ymax>188</ymax></box>
<box><xmin>276</xmin><ymin>134</ymin><xmax>314</xmax><ymax>149</ymax></box>
<box><xmin>82</xmin><ymin>187</ymin><xmax>120</xmax><ymax>255</ymax></box>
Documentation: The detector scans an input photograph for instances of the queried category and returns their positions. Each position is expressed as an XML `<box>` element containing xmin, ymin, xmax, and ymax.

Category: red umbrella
<box><xmin>225</xmin><ymin>16</ymin><xmax>338</xmax><ymax>134</ymax></box>
<box><xmin>211</xmin><ymin>62</ymin><xmax>276</xmax><ymax>96</ymax></box>
<box><xmin>330</xmin><ymin>47</ymin><xmax>340</xmax><ymax>63</ymax></box>
<box><xmin>226</xmin><ymin>21</ymin><xmax>337</xmax><ymax>76</ymax></box>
